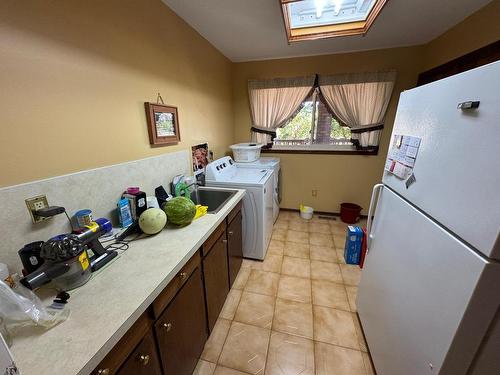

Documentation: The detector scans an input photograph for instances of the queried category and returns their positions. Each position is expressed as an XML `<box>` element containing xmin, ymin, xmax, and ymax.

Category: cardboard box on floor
<box><xmin>344</xmin><ymin>226</ymin><xmax>363</xmax><ymax>265</ymax></box>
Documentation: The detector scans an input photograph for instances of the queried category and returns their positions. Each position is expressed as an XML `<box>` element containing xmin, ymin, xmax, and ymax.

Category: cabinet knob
<box><xmin>97</xmin><ymin>369</ymin><xmax>110</xmax><ymax>375</ymax></box>
<box><xmin>228</xmin><ymin>231</ymin><xmax>234</xmax><ymax>236</ymax></box>
<box><xmin>179</xmin><ymin>271</ymin><xmax>187</xmax><ymax>280</ymax></box>
<box><xmin>139</xmin><ymin>354</ymin><xmax>150</xmax><ymax>366</ymax></box>
<box><xmin>222</xmin><ymin>239</ymin><xmax>228</xmax><ymax>244</ymax></box>
<box><xmin>162</xmin><ymin>322</ymin><xmax>173</xmax><ymax>331</ymax></box>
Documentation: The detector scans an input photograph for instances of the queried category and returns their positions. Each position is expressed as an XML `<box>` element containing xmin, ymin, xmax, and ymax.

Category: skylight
<box><xmin>280</xmin><ymin>0</ymin><xmax>387</xmax><ymax>42</ymax></box>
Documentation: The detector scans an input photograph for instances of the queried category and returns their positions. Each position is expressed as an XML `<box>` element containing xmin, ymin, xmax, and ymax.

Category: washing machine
<box><xmin>205</xmin><ymin>157</ymin><xmax>274</xmax><ymax>260</ymax></box>
<box><xmin>235</xmin><ymin>157</ymin><xmax>281</xmax><ymax>223</ymax></box>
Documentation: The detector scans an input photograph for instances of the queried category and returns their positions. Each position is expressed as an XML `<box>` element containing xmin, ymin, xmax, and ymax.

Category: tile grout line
<box><xmin>218</xmin><ymin>264</ymin><xmax>273</xmax><ymax>375</ymax></box>
<box><xmin>313</xmin><ymin>337</ymin><xmax>366</xmax><ymax>353</ymax></box>
<box><xmin>274</xmin><ymin>214</ymin><xmax>368</xmax><ymax>373</ymax></box>
<box><xmin>205</xmin><ymin>213</ymin><xmax>365</xmax><ymax>374</ymax></box>
<box><xmin>335</xmin><ymin>223</ymin><xmax>371</xmax><ymax>374</ymax></box>
<box><xmin>214</xmin><ymin>271</ymin><xmax>246</xmax><ymax>368</ymax></box>
<box><xmin>334</xmin><ymin>229</ymin><xmax>367</xmax><ymax>357</ymax></box>
<box><xmin>307</xmin><ymin>232</ymin><xmax>319</xmax><ymax>375</ymax></box>
<box><xmin>262</xmin><ymin>267</ymin><xmax>281</xmax><ymax>375</ymax></box>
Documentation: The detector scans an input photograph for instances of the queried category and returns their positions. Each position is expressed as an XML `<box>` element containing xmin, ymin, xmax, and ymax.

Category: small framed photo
<box><xmin>144</xmin><ymin>102</ymin><xmax>180</xmax><ymax>145</ymax></box>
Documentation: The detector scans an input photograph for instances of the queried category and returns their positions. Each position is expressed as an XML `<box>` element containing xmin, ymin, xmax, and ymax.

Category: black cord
<box><xmin>105</xmin><ymin>241</ymin><xmax>130</xmax><ymax>253</ymax></box>
<box><xmin>64</xmin><ymin>210</ymin><xmax>76</xmax><ymax>231</ymax></box>
<box><xmin>100</xmin><ymin>236</ymin><xmax>119</xmax><ymax>243</ymax></box>
<box><xmin>104</xmin><ymin>233</ymin><xmax>144</xmax><ymax>253</ymax></box>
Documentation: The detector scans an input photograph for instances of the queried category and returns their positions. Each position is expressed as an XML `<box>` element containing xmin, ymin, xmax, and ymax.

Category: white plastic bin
<box><xmin>230</xmin><ymin>143</ymin><xmax>263</xmax><ymax>163</ymax></box>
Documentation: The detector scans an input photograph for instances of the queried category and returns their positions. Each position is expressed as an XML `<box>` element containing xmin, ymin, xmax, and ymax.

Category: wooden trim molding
<box><xmin>261</xmin><ymin>148</ymin><xmax>378</xmax><ymax>156</ymax></box>
<box><xmin>417</xmin><ymin>40</ymin><xmax>500</xmax><ymax>86</ymax></box>
<box><xmin>280</xmin><ymin>207</ymin><xmax>368</xmax><ymax>219</ymax></box>
<box><xmin>279</xmin><ymin>0</ymin><xmax>388</xmax><ymax>42</ymax></box>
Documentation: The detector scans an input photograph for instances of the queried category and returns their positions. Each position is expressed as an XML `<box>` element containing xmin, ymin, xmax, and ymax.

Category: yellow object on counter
<box><xmin>194</xmin><ymin>205</ymin><xmax>208</xmax><ymax>220</ymax></box>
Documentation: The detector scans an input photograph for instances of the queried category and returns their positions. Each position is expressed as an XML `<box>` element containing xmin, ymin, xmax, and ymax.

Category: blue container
<box><xmin>75</xmin><ymin>209</ymin><xmax>93</xmax><ymax>228</ymax></box>
<box><xmin>344</xmin><ymin>226</ymin><xmax>363</xmax><ymax>265</ymax></box>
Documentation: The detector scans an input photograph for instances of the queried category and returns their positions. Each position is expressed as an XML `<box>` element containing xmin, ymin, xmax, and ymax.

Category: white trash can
<box><xmin>300</xmin><ymin>205</ymin><xmax>314</xmax><ymax>220</ymax></box>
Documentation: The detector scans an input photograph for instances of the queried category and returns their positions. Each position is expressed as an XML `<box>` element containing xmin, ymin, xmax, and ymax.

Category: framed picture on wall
<box><xmin>144</xmin><ymin>102</ymin><xmax>180</xmax><ymax>145</ymax></box>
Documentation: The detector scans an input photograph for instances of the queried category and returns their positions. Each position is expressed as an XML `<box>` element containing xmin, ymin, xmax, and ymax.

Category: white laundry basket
<box><xmin>230</xmin><ymin>143</ymin><xmax>263</xmax><ymax>163</ymax></box>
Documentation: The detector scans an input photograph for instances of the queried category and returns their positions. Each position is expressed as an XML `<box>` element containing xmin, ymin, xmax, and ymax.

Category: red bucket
<box><xmin>340</xmin><ymin>203</ymin><xmax>362</xmax><ymax>224</ymax></box>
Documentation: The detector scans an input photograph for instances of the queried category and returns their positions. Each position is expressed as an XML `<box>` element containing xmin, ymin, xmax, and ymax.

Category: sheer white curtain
<box><xmin>248</xmin><ymin>76</ymin><xmax>315</xmax><ymax>144</ymax></box>
<box><xmin>319</xmin><ymin>71</ymin><xmax>396</xmax><ymax>148</ymax></box>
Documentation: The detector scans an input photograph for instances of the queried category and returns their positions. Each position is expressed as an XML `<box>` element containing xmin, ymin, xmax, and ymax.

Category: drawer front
<box><xmin>117</xmin><ymin>331</ymin><xmax>162</xmax><ymax>375</ymax></box>
<box><xmin>155</xmin><ymin>267</ymin><xmax>207</xmax><ymax>375</ymax></box>
<box><xmin>92</xmin><ymin>313</ymin><xmax>151</xmax><ymax>375</ymax></box>
<box><xmin>152</xmin><ymin>251</ymin><xmax>201</xmax><ymax>319</ymax></box>
<box><xmin>202</xmin><ymin>221</ymin><xmax>226</xmax><ymax>257</ymax></box>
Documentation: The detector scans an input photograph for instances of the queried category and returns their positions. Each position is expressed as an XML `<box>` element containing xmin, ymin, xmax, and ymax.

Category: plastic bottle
<box><xmin>122</xmin><ymin>187</ymin><xmax>147</xmax><ymax>221</ymax></box>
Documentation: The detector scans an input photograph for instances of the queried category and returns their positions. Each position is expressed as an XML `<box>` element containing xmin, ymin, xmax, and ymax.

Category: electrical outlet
<box><xmin>25</xmin><ymin>195</ymin><xmax>49</xmax><ymax>223</ymax></box>
<box><xmin>312</xmin><ymin>190</ymin><xmax>318</xmax><ymax>197</ymax></box>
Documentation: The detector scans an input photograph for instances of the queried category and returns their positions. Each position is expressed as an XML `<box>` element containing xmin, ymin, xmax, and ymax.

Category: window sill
<box><xmin>261</xmin><ymin>145</ymin><xmax>378</xmax><ymax>155</ymax></box>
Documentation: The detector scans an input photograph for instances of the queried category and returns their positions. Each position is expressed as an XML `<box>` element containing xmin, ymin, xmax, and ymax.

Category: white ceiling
<box><xmin>162</xmin><ymin>0</ymin><xmax>492</xmax><ymax>62</ymax></box>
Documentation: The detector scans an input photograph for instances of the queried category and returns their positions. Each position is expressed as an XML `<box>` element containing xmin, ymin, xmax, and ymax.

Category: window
<box><xmin>280</xmin><ymin>0</ymin><xmax>388</xmax><ymax>42</ymax></box>
<box><xmin>274</xmin><ymin>90</ymin><xmax>354</xmax><ymax>151</ymax></box>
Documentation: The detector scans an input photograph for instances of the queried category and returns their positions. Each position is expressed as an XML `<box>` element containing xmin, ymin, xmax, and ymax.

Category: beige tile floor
<box><xmin>194</xmin><ymin>211</ymin><xmax>374</xmax><ymax>375</ymax></box>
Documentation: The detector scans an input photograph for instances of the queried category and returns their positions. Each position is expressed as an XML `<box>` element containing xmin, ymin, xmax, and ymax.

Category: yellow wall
<box><xmin>1</xmin><ymin>0</ymin><xmax>497</xmax><ymax>213</ymax></box>
<box><xmin>0</xmin><ymin>0</ymin><xmax>233</xmax><ymax>187</ymax></box>
<box><xmin>422</xmin><ymin>0</ymin><xmax>500</xmax><ymax>70</ymax></box>
<box><xmin>231</xmin><ymin>1</ymin><xmax>499</xmax><ymax>214</ymax></box>
<box><xmin>232</xmin><ymin>47</ymin><xmax>423</xmax><ymax>213</ymax></box>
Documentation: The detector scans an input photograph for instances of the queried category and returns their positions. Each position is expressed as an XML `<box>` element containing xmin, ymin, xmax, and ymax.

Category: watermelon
<box><xmin>162</xmin><ymin>196</ymin><xmax>196</xmax><ymax>226</ymax></box>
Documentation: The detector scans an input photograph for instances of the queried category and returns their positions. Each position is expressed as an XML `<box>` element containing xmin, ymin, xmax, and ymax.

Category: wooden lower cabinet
<box><xmin>227</xmin><ymin>211</ymin><xmax>243</xmax><ymax>288</ymax></box>
<box><xmin>203</xmin><ymin>231</ymin><xmax>230</xmax><ymax>332</ymax></box>
<box><xmin>92</xmin><ymin>312</ymin><xmax>153</xmax><ymax>375</ymax></box>
<box><xmin>93</xmin><ymin>205</ymin><xmax>244</xmax><ymax>375</ymax></box>
<box><xmin>154</xmin><ymin>266</ymin><xmax>207</xmax><ymax>375</ymax></box>
<box><xmin>117</xmin><ymin>332</ymin><xmax>161</xmax><ymax>375</ymax></box>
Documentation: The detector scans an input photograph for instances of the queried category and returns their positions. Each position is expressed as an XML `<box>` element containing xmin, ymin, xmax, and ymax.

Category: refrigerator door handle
<box><xmin>367</xmin><ymin>183</ymin><xmax>384</xmax><ymax>250</ymax></box>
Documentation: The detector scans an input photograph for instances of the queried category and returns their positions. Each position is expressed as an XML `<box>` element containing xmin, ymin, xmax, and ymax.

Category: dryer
<box><xmin>205</xmin><ymin>156</ymin><xmax>274</xmax><ymax>260</ymax></box>
<box><xmin>235</xmin><ymin>157</ymin><xmax>281</xmax><ymax>223</ymax></box>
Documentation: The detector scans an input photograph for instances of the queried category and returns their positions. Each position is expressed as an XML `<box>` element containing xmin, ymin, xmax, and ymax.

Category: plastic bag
<box><xmin>0</xmin><ymin>279</ymin><xmax>69</xmax><ymax>346</ymax></box>
<box><xmin>194</xmin><ymin>205</ymin><xmax>208</xmax><ymax>220</ymax></box>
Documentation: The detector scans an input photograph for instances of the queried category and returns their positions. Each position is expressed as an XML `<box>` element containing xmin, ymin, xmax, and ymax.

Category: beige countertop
<box><xmin>10</xmin><ymin>188</ymin><xmax>245</xmax><ymax>375</ymax></box>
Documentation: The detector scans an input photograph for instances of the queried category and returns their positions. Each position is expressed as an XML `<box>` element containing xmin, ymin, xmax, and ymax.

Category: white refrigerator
<box><xmin>357</xmin><ymin>61</ymin><xmax>500</xmax><ymax>375</ymax></box>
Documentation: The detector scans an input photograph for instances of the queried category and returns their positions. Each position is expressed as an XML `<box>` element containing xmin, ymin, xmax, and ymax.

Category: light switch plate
<box><xmin>25</xmin><ymin>195</ymin><xmax>49</xmax><ymax>223</ymax></box>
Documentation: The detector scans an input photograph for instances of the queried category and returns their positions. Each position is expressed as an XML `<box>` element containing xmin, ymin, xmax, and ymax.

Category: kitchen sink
<box><xmin>190</xmin><ymin>187</ymin><xmax>236</xmax><ymax>214</ymax></box>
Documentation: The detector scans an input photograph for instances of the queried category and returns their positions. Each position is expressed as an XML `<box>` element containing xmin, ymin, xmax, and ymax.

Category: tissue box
<box><xmin>344</xmin><ymin>226</ymin><xmax>363</xmax><ymax>265</ymax></box>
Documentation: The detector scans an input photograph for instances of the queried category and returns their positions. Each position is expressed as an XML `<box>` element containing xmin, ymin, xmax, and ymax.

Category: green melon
<box><xmin>162</xmin><ymin>196</ymin><xmax>196</xmax><ymax>226</ymax></box>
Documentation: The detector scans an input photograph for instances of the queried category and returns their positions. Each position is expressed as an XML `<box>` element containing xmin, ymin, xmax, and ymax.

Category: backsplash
<box><xmin>0</xmin><ymin>150</ymin><xmax>190</xmax><ymax>273</ymax></box>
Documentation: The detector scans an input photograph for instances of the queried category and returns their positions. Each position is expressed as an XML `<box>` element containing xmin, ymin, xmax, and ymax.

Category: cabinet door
<box><xmin>155</xmin><ymin>267</ymin><xmax>207</xmax><ymax>375</ymax></box>
<box><xmin>117</xmin><ymin>331</ymin><xmax>161</xmax><ymax>375</ymax></box>
<box><xmin>92</xmin><ymin>312</ymin><xmax>151</xmax><ymax>375</ymax></box>
<box><xmin>203</xmin><ymin>232</ymin><xmax>230</xmax><ymax>331</ymax></box>
<box><xmin>227</xmin><ymin>211</ymin><xmax>243</xmax><ymax>288</ymax></box>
